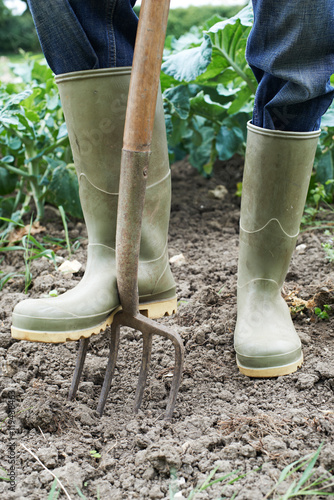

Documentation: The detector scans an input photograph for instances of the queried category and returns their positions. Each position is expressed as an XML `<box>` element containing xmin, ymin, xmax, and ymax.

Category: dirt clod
<box><xmin>1</xmin><ymin>158</ymin><xmax>334</xmax><ymax>498</ymax></box>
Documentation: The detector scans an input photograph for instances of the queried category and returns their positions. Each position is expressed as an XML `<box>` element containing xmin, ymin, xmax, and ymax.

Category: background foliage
<box><xmin>0</xmin><ymin>2</ymin><xmax>333</xmax><ymax>236</ymax></box>
<box><xmin>0</xmin><ymin>0</ymin><xmax>39</xmax><ymax>54</ymax></box>
<box><xmin>0</xmin><ymin>55</ymin><xmax>81</xmax><ymax>236</ymax></box>
<box><xmin>134</xmin><ymin>4</ymin><xmax>242</xmax><ymax>39</ymax></box>
<box><xmin>161</xmin><ymin>4</ymin><xmax>255</xmax><ymax>175</ymax></box>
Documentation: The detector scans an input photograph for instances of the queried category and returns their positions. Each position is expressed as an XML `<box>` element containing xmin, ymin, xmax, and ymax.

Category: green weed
<box><xmin>169</xmin><ymin>444</ymin><xmax>334</xmax><ymax>499</ymax></box>
<box><xmin>265</xmin><ymin>443</ymin><xmax>334</xmax><ymax>499</ymax></box>
<box><xmin>0</xmin><ymin>54</ymin><xmax>82</xmax><ymax>232</ymax></box>
<box><xmin>58</xmin><ymin>205</ymin><xmax>72</xmax><ymax>257</ymax></box>
<box><xmin>0</xmin><ymin>466</ymin><xmax>10</xmax><ymax>482</ymax></box>
<box><xmin>314</xmin><ymin>305</ymin><xmax>331</xmax><ymax>321</ymax></box>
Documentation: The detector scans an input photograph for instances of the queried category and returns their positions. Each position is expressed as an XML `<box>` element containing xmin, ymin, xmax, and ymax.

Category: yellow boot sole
<box><xmin>11</xmin><ymin>297</ymin><xmax>177</xmax><ymax>343</ymax></box>
<box><xmin>236</xmin><ymin>353</ymin><xmax>303</xmax><ymax>378</ymax></box>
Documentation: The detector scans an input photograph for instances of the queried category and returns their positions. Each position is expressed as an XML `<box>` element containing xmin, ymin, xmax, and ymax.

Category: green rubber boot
<box><xmin>11</xmin><ymin>68</ymin><xmax>176</xmax><ymax>343</ymax></box>
<box><xmin>234</xmin><ymin>122</ymin><xmax>320</xmax><ymax>377</ymax></box>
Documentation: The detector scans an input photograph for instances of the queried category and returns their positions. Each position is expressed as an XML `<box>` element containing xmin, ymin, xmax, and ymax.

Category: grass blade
<box><xmin>294</xmin><ymin>443</ymin><xmax>323</xmax><ymax>492</ymax></box>
<box><xmin>58</xmin><ymin>205</ymin><xmax>72</xmax><ymax>257</ymax></box>
<box><xmin>47</xmin><ymin>478</ymin><xmax>60</xmax><ymax>500</ymax></box>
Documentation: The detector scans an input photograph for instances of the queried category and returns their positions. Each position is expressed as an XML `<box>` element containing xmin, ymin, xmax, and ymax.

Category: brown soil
<box><xmin>1</xmin><ymin>157</ymin><xmax>334</xmax><ymax>499</ymax></box>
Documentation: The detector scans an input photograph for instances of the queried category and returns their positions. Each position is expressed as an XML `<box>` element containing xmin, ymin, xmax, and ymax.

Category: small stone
<box><xmin>146</xmin><ymin>442</ymin><xmax>182</xmax><ymax>473</ymax></box>
<box><xmin>58</xmin><ymin>259</ymin><xmax>82</xmax><ymax>274</ymax></box>
<box><xmin>169</xmin><ymin>253</ymin><xmax>186</xmax><ymax>267</ymax></box>
<box><xmin>52</xmin><ymin>463</ymin><xmax>85</xmax><ymax>494</ymax></box>
<box><xmin>1</xmin><ymin>383</ymin><xmax>24</xmax><ymax>398</ymax></box>
<box><xmin>261</xmin><ymin>435</ymin><xmax>287</xmax><ymax>454</ymax></box>
<box><xmin>100</xmin><ymin>455</ymin><xmax>116</xmax><ymax>472</ymax></box>
<box><xmin>241</xmin><ymin>444</ymin><xmax>256</xmax><ymax>458</ymax></box>
<box><xmin>135</xmin><ymin>434</ymin><xmax>152</xmax><ymax>449</ymax></box>
<box><xmin>299</xmin><ymin>331</ymin><xmax>311</xmax><ymax>345</ymax></box>
<box><xmin>315</xmin><ymin>362</ymin><xmax>334</xmax><ymax>379</ymax></box>
<box><xmin>208</xmin><ymin>185</ymin><xmax>228</xmax><ymax>200</ymax></box>
<box><xmin>223</xmin><ymin>443</ymin><xmax>240</xmax><ymax>460</ymax></box>
<box><xmin>142</xmin><ymin>466</ymin><xmax>156</xmax><ymax>480</ymax></box>
<box><xmin>295</xmin><ymin>244</ymin><xmax>307</xmax><ymax>253</ymax></box>
<box><xmin>149</xmin><ymin>485</ymin><xmax>164</xmax><ymax>499</ymax></box>
<box><xmin>296</xmin><ymin>373</ymin><xmax>319</xmax><ymax>390</ymax></box>
<box><xmin>92</xmin><ymin>480</ymin><xmax>114</xmax><ymax>497</ymax></box>
<box><xmin>36</xmin><ymin>445</ymin><xmax>58</xmax><ymax>468</ymax></box>
<box><xmin>195</xmin><ymin>330</ymin><xmax>206</xmax><ymax>344</ymax></box>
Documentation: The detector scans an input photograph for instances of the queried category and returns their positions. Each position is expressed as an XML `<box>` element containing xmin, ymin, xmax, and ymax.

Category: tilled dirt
<box><xmin>1</xmin><ymin>157</ymin><xmax>334</xmax><ymax>499</ymax></box>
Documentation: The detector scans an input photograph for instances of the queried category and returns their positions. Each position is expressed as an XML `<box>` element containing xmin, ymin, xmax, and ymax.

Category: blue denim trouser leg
<box><xmin>247</xmin><ymin>0</ymin><xmax>334</xmax><ymax>131</ymax></box>
<box><xmin>27</xmin><ymin>0</ymin><xmax>138</xmax><ymax>74</ymax></box>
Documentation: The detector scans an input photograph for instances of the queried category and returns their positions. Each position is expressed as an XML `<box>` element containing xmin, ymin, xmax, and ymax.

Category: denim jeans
<box><xmin>28</xmin><ymin>0</ymin><xmax>334</xmax><ymax>132</ymax></box>
<box><xmin>247</xmin><ymin>0</ymin><xmax>334</xmax><ymax>131</ymax></box>
<box><xmin>27</xmin><ymin>0</ymin><xmax>138</xmax><ymax>74</ymax></box>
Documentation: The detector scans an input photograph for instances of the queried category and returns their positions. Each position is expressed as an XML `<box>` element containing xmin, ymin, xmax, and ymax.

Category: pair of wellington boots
<box><xmin>11</xmin><ymin>67</ymin><xmax>319</xmax><ymax>380</ymax></box>
<box><xmin>235</xmin><ymin>122</ymin><xmax>320</xmax><ymax>377</ymax></box>
<box><xmin>11</xmin><ymin>67</ymin><xmax>177</xmax><ymax>343</ymax></box>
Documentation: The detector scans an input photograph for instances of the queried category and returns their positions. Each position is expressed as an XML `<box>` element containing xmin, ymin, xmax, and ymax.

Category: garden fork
<box><xmin>68</xmin><ymin>0</ymin><xmax>184</xmax><ymax>420</ymax></box>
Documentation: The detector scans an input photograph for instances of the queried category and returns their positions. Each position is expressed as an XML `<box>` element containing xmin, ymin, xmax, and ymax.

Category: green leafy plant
<box><xmin>134</xmin><ymin>4</ymin><xmax>242</xmax><ymax>39</ymax></box>
<box><xmin>89</xmin><ymin>450</ymin><xmax>101</xmax><ymax>460</ymax></box>
<box><xmin>0</xmin><ymin>217</ymin><xmax>59</xmax><ymax>292</ymax></box>
<box><xmin>169</xmin><ymin>466</ymin><xmax>258</xmax><ymax>500</ymax></box>
<box><xmin>314</xmin><ymin>305</ymin><xmax>331</xmax><ymax>321</ymax></box>
<box><xmin>58</xmin><ymin>204</ymin><xmax>72</xmax><ymax>257</ymax></box>
<box><xmin>169</xmin><ymin>444</ymin><xmax>334</xmax><ymax>499</ymax></box>
<box><xmin>161</xmin><ymin>3</ymin><xmax>256</xmax><ymax>175</ymax></box>
<box><xmin>265</xmin><ymin>443</ymin><xmax>334</xmax><ymax>499</ymax></box>
<box><xmin>0</xmin><ymin>53</ymin><xmax>82</xmax><ymax>234</ymax></box>
<box><xmin>322</xmin><ymin>231</ymin><xmax>334</xmax><ymax>262</ymax></box>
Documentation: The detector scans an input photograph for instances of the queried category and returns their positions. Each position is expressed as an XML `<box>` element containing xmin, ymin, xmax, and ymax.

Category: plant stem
<box><xmin>0</xmin><ymin>162</ymin><xmax>32</xmax><ymax>179</ymax></box>
<box><xmin>213</xmin><ymin>34</ymin><xmax>257</xmax><ymax>94</ymax></box>
<box><xmin>25</xmin><ymin>143</ymin><xmax>44</xmax><ymax>220</ymax></box>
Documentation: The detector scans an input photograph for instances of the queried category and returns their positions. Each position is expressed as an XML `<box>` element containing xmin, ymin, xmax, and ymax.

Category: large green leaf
<box><xmin>190</xmin><ymin>91</ymin><xmax>227</xmax><ymax>121</ymax></box>
<box><xmin>208</xmin><ymin>3</ymin><xmax>253</xmax><ymax>32</ymax></box>
<box><xmin>207</xmin><ymin>3</ymin><xmax>256</xmax><ymax>95</ymax></box>
<box><xmin>228</xmin><ymin>85</ymin><xmax>253</xmax><ymax>115</ymax></box>
<box><xmin>321</xmin><ymin>102</ymin><xmax>334</xmax><ymax>128</ymax></box>
<box><xmin>47</xmin><ymin>164</ymin><xmax>83</xmax><ymax>219</ymax></box>
<box><xmin>163</xmin><ymin>85</ymin><xmax>191</xmax><ymax>119</ymax></box>
<box><xmin>0</xmin><ymin>166</ymin><xmax>18</xmax><ymax>195</ymax></box>
<box><xmin>189</xmin><ymin>125</ymin><xmax>216</xmax><ymax>173</ymax></box>
<box><xmin>315</xmin><ymin>150</ymin><xmax>334</xmax><ymax>191</ymax></box>
<box><xmin>162</xmin><ymin>35</ymin><xmax>212</xmax><ymax>82</ymax></box>
<box><xmin>216</xmin><ymin>118</ymin><xmax>245</xmax><ymax>161</ymax></box>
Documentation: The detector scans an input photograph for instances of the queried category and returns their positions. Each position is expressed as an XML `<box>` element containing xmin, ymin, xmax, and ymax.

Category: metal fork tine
<box><xmin>147</xmin><ymin>317</ymin><xmax>184</xmax><ymax>420</ymax></box>
<box><xmin>68</xmin><ymin>337</ymin><xmax>90</xmax><ymax>401</ymax></box>
<box><xmin>163</xmin><ymin>330</ymin><xmax>184</xmax><ymax>420</ymax></box>
<box><xmin>133</xmin><ymin>332</ymin><xmax>153</xmax><ymax>412</ymax></box>
<box><xmin>97</xmin><ymin>312</ymin><xmax>184</xmax><ymax>419</ymax></box>
<box><xmin>96</xmin><ymin>321</ymin><xmax>121</xmax><ymax>416</ymax></box>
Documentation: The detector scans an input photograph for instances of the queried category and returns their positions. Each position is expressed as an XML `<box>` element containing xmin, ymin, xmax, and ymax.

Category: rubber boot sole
<box><xmin>236</xmin><ymin>353</ymin><xmax>303</xmax><ymax>378</ymax></box>
<box><xmin>11</xmin><ymin>297</ymin><xmax>177</xmax><ymax>343</ymax></box>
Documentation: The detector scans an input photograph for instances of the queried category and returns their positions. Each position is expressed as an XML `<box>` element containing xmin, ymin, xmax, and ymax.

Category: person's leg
<box><xmin>235</xmin><ymin>0</ymin><xmax>333</xmax><ymax>376</ymax></box>
<box><xmin>11</xmin><ymin>68</ymin><xmax>177</xmax><ymax>343</ymax></box>
<box><xmin>12</xmin><ymin>1</ymin><xmax>177</xmax><ymax>342</ymax></box>
<box><xmin>27</xmin><ymin>0</ymin><xmax>138</xmax><ymax>74</ymax></box>
<box><xmin>246</xmin><ymin>0</ymin><xmax>334</xmax><ymax>131</ymax></box>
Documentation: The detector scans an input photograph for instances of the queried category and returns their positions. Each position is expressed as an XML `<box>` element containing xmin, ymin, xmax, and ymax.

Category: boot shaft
<box><xmin>55</xmin><ymin>68</ymin><xmax>172</xmax><ymax>261</ymax></box>
<box><xmin>238</xmin><ymin>122</ymin><xmax>320</xmax><ymax>287</ymax></box>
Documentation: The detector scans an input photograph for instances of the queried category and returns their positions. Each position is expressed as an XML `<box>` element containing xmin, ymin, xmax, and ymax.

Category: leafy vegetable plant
<box><xmin>0</xmin><ymin>53</ymin><xmax>82</xmax><ymax>235</ymax></box>
<box><xmin>161</xmin><ymin>3</ymin><xmax>256</xmax><ymax>175</ymax></box>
